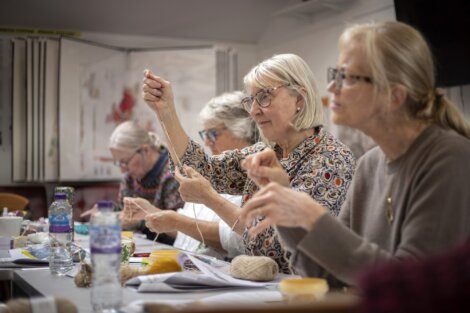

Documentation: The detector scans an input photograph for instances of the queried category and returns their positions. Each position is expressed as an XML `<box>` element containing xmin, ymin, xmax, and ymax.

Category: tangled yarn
<box><xmin>230</xmin><ymin>255</ymin><xmax>278</xmax><ymax>282</ymax></box>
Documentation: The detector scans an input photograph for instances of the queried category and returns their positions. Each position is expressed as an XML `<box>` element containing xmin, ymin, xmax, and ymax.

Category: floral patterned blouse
<box><xmin>177</xmin><ymin>127</ymin><xmax>355</xmax><ymax>273</ymax></box>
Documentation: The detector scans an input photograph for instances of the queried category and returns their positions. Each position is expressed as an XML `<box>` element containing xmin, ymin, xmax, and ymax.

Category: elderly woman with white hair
<box><xmin>142</xmin><ymin>54</ymin><xmax>355</xmax><ymax>272</ymax></box>
<box><xmin>81</xmin><ymin>121</ymin><xmax>184</xmax><ymax>244</ymax></box>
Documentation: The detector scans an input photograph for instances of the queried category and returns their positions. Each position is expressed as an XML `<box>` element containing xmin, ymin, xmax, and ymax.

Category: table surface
<box><xmin>5</xmin><ymin>234</ymin><xmax>278</xmax><ymax>313</ymax></box>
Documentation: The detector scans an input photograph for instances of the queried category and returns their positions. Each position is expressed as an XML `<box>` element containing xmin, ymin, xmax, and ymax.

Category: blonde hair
<box><xmin>243</xmin><ymin>53</ymin><xmax>324</xmax><ymax>131</ymax></box>
<box><xmin>340</xmin><ymin>21</ymin><xmax>470</xmax><ymax>138</ymax></box>
<box><xmin>108</xmin><ymin>121</ymin><xmax>163</xmax><ymax>151</ymax></box>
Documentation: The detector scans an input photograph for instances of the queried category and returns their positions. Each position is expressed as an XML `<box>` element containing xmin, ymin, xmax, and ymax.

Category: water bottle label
<box><xmin>49</xmin><ymin>213</ymin><xmax>71</xmax><ymax>233</ymax></box>
<box><xmin>90</xmin><ymin>225</ymin><xmax>121</xmax><ymax>254</ymax></box>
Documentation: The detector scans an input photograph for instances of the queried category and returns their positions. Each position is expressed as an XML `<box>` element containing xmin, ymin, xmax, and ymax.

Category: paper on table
<box><xmin>185</xmin><ymin>253</ymin><xmax>273</xmax><ymax>288</ymax></box>
<box><xmin>125</xmin><ymin>252</ymin><xmax>277</xmax><ymax>292</ymax></box>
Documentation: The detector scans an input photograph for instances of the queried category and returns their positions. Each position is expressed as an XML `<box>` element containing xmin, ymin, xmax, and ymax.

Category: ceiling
<box><xmin>1</xmin><ymin>0</ymin><xmax>307</xmax><ymax>43</ymax></box>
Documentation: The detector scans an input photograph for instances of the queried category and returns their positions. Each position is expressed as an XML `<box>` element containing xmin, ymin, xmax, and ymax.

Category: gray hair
<box><xmin>108</xmin><ymin>121</ymin><xmax>163</xmax><ymax>151</ymax></box>
<box><xmin>199</xmin><ymin>91</ymin><xmax>258</xmax><ymax>144</ymax></box>
<box><xmin>243</xmin><ymin>53</ymin><xmax>324</xmax><ymax>131</ymax></box>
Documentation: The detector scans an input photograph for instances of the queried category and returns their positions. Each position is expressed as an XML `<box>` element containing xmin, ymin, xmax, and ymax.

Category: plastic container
<box><xmin>48</xmin><ymin>193</ymin><xmax>73</xmax><ymax>275</ymax></box>
<box><xmin>90</xmin><ymin>200</ymin><xmax>122</xmax><ymax>312</ymax></box>
<box><xmin>279</xmin><ymin>278</ymin><xmax>329</xmax><ymax>303</ymax></box>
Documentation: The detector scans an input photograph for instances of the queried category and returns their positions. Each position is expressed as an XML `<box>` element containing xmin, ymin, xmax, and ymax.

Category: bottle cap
<box><xmin>97</xmin><ymin>200</ymin><xmax>114</xmax><ymax>210</ymax></box>
<box><xmin>54</xmin><ymin>193</ymin><xmax>67</xmax><ymax>200</ymax></box>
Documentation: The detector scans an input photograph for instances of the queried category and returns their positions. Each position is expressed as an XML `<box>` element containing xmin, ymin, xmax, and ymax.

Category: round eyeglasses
<box><xmin>113</xmin><ymin>149</ymin><xmax>141</xmax><ymax>168</ymax></box>
<box><xmin>241</xmin><ymin>84</ymin><xmax>290</xmax><ymax>112</ymax></box>
<box><xmin>198</xmin><ymin>127</ymin><xmax>227</xmax><ymax>143</ymax></box>
<box><xmin>327</xmin><ymin>67</ymin><xmax>373</xmax><ymax>90</ymax></box>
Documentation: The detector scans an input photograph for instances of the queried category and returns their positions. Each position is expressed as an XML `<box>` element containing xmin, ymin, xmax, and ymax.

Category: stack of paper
<box><xmin>126</xmin><ymin>253</ymin><xmax>280</xmax><ymax>293</ymax></box>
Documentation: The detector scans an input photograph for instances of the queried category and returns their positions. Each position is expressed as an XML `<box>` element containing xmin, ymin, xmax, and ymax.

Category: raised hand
<box><xmin>142</xmin><ymin>69</ymin><xmax>175</xmax><ymax>115</ymax></box>
<box><xmin>240</xmin><ymin>182</ymin><xmax>326</xmax><ymax>237</ymax></box>
<box><xmin>242</xmin><ymin>148</ymin><xmax>290</xmax><ymax>187</ymax></box>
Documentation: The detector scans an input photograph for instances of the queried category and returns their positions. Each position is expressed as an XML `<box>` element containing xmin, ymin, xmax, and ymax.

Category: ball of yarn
<box><xmin>5</xmin><ymin>297</ymin><xmax>77</xmax><ymax>313</ymax></box>
<box><xmin>230</xmin><ymin>255</ymin><xmax>278</xmax><ymax>282</ymax></box>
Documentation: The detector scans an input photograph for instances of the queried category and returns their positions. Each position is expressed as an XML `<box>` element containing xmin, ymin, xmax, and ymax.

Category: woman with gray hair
<box><xmin>81</xmin><ymin>121</ymin><xmax>184</xmax><ymax>244</ymax></box>
<box><xmin>145</xmin><ymin>91</ymin><xmax>256</xmax><ymax>258</ymax></box>
<box><xmin>142</xmin><ymin>54</ymin><xmax>355</xmax><ymax>273</ymax></box>
<box><xmin>198</xmin><ymin>91</ymin><xmax>258</xmax><ymax>155</ymax></box>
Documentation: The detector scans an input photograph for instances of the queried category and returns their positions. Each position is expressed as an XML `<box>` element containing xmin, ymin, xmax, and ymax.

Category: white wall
<box><xmin>257</xmin><ymin>0</ymin><xmax>396</xmax><ymax>97</ymax></box>
<box><xmin>80</xmin><ymin>31</ymin><xmax>258</xmax><ymax>91</ymax></box>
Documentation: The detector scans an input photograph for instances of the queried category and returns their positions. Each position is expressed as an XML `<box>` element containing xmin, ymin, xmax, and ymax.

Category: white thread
<box><xmin>192</xmin><ymin>203</ymin><xmax>205</xmax><ymax>246</ymax></box>
<box><xmin>128</xmin><ymin>199</ymin><xmax>159</xmax><ymax>247</ymax></box>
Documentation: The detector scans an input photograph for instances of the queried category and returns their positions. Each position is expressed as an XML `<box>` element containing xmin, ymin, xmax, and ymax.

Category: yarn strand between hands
<box><xmin>191</xmin><ymin>203</ymin><xmax>205</xmax><ymax>246</ymax></box>
<box><xmin>128</xmin><ymin>198</ymin><xmax>159</xmax><ymax>247</ymax></box>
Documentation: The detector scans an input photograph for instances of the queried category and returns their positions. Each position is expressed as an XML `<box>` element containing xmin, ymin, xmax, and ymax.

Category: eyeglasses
<box><xmin>241</xmin><ymin>84</ymin><xmax>290</xmax><ymax>112</ymax></box>
<box><xmin>198</xmin><ymin>127</ymin><xmax>227</xmax><ymax>142</ymax></box>
<box><xmin>327</xmin><ymin>67</ymin><xmax>373</xmax><ymax>90</ymax></box>
<box><xmin>113</xmin><ymin>149</ymin><xmax>141</xmax><ymax>168</ymax></box>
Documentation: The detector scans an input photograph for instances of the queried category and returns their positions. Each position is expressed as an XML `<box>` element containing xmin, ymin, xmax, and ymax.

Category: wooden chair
<box><xmin>0</xmin><ymin>193</ymin><xmax>29</xmax><ymax>213</ymax></box>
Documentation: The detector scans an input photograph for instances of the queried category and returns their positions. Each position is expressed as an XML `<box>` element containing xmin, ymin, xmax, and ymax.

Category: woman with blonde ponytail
<box><xmin>240</xmin><ymin>21</ymin><xmax>470</xmax><ymax>287</ymax></box>
<box><xmin>81</xmin><ymin>121</ymin><xmax>184</xmax><ymax>244</ymax></box>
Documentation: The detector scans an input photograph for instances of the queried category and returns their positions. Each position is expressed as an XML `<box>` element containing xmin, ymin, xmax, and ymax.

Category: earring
<box><xmin>296</xmin><ymin>107</ymin><xmax>301</xmax><ymax>112</ymax></box>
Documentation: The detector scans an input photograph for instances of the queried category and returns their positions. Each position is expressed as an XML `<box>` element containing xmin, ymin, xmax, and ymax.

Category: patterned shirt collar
<box><xmin>274</xmin><ymin>126</ymin><xmax>325</xmax><ymax>172</ymax></box>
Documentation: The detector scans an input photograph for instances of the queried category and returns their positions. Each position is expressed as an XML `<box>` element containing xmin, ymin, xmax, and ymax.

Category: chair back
<box><xmin>0</xmin><ymin>193</ymin><xmax>29</xmax><ymax>212</ymax></box>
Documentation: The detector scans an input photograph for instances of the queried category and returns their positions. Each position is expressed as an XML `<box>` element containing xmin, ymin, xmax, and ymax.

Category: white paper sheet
<box><xmin>125</xmin><ymin>252</ymin><xmax>279</xmax><ymax>292</ymax></box>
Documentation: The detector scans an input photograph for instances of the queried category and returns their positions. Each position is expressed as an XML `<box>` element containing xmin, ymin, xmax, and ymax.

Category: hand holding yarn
<box><xmin>242</xmin><ymin>148</ymin><xmax>290</xmax><ymax>188</ymax></box>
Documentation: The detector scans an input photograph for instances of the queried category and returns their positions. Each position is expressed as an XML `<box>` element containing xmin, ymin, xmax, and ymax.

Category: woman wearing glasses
<box><xmin>142</xmin><ymin>54</ymin><xmax>355</xmax><ymax>273</ymax></box>
<box><xmin>81</xmin><ymin>121</ymin><xmax>184</xmax><ymax>244</ymax></box>
<box><xmin>240</xmin><ymin>21</ymin><xmax>470</xmax><ymax>286</ymax></box>
<box><xmin>145</xmin><ymin>91</ymin><xmax>257</xmax><ymax>258</ymax></box>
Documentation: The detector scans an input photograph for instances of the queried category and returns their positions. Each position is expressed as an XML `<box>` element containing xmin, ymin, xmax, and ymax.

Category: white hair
<box><xmin>108</xmin><ymin>121</ymin><xmax>163</xmax><ymax>151</ymax></box>
<box><xmin>243</xmin><ymin>53</ymin><xmax>324</xmax><ymax>130</ymax></box>
<box><xmin>199</xmin><ymin>91</ymin><xmax>258</xmax><ymax>144</ymax></box>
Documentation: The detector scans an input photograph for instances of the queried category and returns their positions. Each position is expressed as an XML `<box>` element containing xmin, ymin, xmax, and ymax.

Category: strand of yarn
<box><xmin>128</xmin><ymin>199</ymin><xmax>160</xmax><ymax>247</ymax></box>
<box><xmin>192</xmin><ymin>202</ymin><xmax>205</xmax><ymax>246</ymax></box>
<box><xmin>230</xmin><ymin>255</ymin><xmax>278</xmax><ymax>282</ymax></box>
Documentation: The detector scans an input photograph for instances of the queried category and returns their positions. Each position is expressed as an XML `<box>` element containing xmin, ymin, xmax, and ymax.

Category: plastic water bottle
<box><xmin>90</xmin><ymin>200</ymin><xmax>122</xmax><ymax>312</ymax></box>
<box><xmin>48</xmin><ymin>193</ymin><xmax>73</xmax><ymax>275</ymax></box>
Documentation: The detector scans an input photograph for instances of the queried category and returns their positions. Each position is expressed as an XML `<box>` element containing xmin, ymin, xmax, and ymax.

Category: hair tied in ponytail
<box><xmin>434</xmin><ymin>88</ymin><xmax>444</xmax><ymax>106</ymax></box>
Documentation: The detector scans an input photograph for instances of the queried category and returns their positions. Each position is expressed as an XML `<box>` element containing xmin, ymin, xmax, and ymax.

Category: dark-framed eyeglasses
<box><xmin>198</xmin><ymin>127</ymin><xmax>227</xmax><ymax>142</ymax></box>
<box><xmin>327</xmin><ymin>67</ymin><xmax>373</xmax><ymax>90</ymax></box>
<box><xmin>113</xmin><ymin>148</ymin><xmax>141</xmax><ymax>168</ymax></box>
<box><xmin>241</xmin><ymin>84</ymin><xmax>290</xmax><ymax>112</ymax></box>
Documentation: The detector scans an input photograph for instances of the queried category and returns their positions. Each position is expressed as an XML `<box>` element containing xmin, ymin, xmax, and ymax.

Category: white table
<box><xmin>7</xmin><ymin>234</ymin><xmax>279</xmax><ymax>313</ymax></box>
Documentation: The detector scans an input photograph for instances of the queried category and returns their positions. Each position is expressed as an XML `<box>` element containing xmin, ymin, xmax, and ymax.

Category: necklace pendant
<box><xmin>386</xmin><ymin>196</ymin><xmax>394</xmax><ymax>224</ymax></box>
